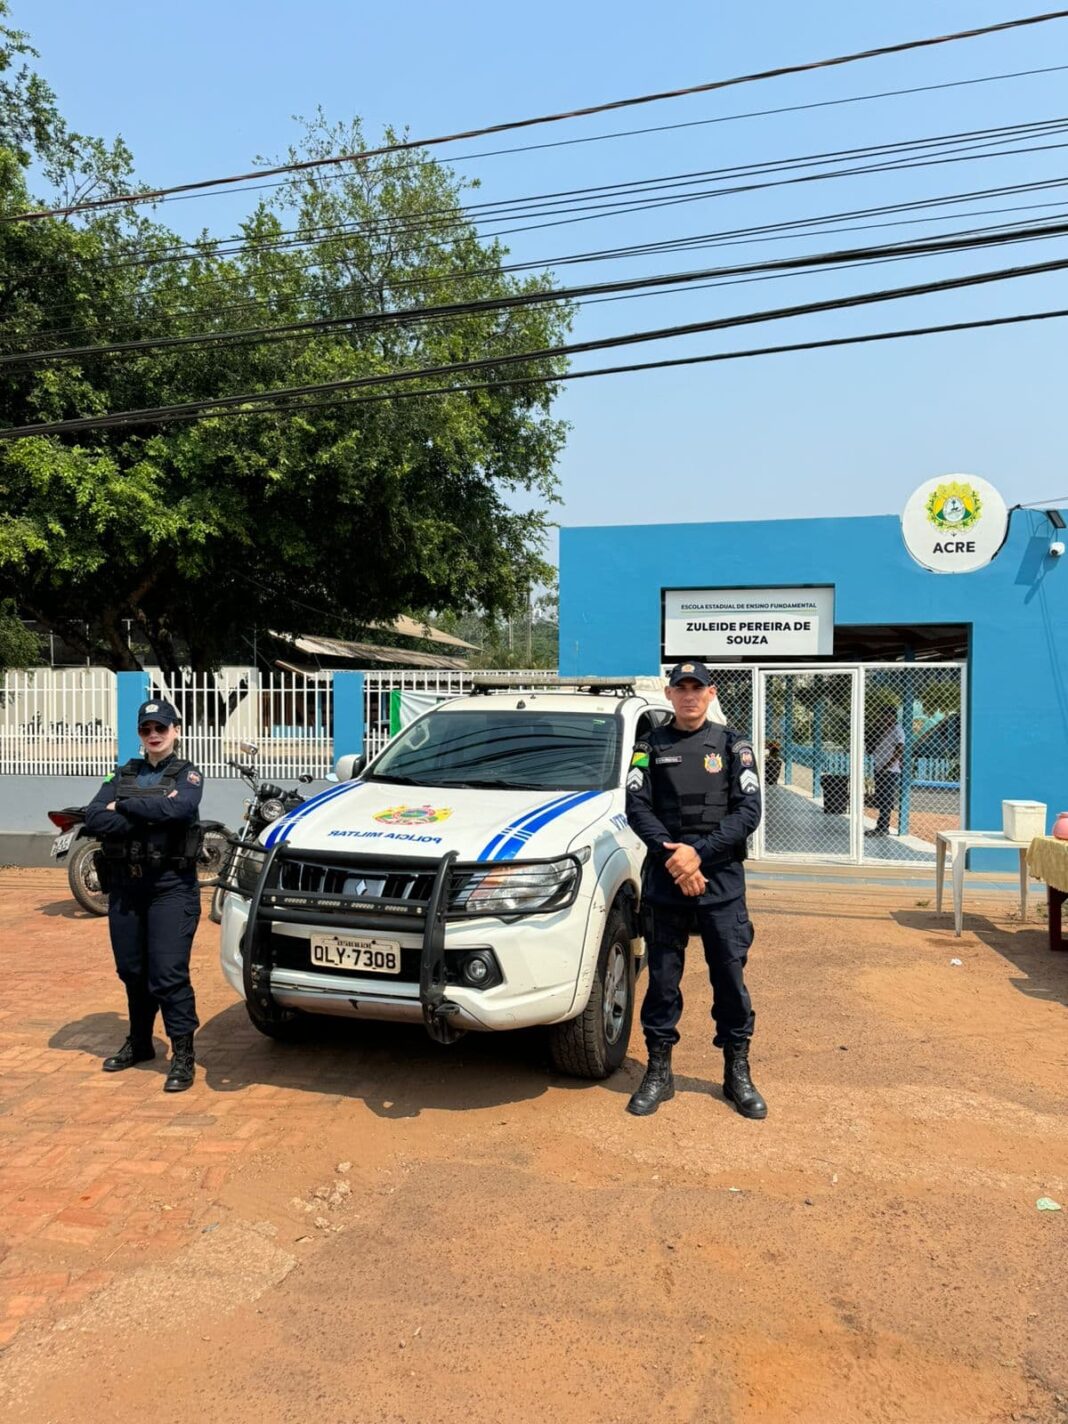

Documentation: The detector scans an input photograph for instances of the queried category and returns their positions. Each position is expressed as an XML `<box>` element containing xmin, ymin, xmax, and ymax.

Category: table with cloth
<box><xmin>1026</xmin><ymin>836</ymin><xmax>1068</xmax><ymax>951</ymax></box>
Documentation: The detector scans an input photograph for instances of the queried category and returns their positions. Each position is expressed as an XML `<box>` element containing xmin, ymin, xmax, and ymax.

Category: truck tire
<box><xmin>547</xmin><ymin>904</ymin><xmax>634</xmax><ymax>1079</ymax></box>
<box><xmin>244</xmin><ymin>999</ymin><xmax>309</xmax><ymax>1042</ymax></box>
<box><xmin>68</xmin><ymin>839</ymin><xmax>108</xmax><ymax>917</ymax></box>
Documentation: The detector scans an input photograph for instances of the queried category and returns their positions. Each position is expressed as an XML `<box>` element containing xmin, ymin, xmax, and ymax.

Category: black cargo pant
<box><xmin>108</xmin><ymin>871</ymin><xmax>201</xmax><ymax>1040</ymax></box>
<box><xmin>641</xmin><ymin>896</ymin><xmax>755</xmax><ymax>1049</ymax></box>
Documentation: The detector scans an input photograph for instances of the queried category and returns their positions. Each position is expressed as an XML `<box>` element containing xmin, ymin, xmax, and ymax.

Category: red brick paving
<box><xmin>0</xmin><ymin>868</ymin><xmax>331</xmax><ymax>1349</ymax></box>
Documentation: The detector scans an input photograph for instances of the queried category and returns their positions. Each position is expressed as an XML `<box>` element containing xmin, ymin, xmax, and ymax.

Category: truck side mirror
<box><xmin>334</xmin><ymin>753</ymin><xmax>367</xmax><ymax>781</ymax></box>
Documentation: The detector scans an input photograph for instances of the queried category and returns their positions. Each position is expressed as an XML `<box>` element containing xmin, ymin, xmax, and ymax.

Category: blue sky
<box><xmin>14</xmin><ymin>1</ymin><xmax>1068</xmax><ymax>533</ymax></box>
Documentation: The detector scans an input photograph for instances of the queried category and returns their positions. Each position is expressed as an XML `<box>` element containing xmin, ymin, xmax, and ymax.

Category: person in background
<box><xmin>84</xmin><ymin>700</ymin><xmax>204</xmax><ymax>1092</ymax></box>
<box><xmin>868</xmin><ymin>706</ymin><xmax>904</xmax><ymax>838</ymax></box>
<box><xmin>764</xmin><ymin>740</ymin><xmax>783</xmax><ymax>787</ymax></box>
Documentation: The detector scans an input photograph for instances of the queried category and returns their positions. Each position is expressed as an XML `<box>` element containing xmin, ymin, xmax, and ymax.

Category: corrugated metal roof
<box><xmin>369</xmin><ymin>615</ymin><xmax>477</xmax><ymax>651</ymax></box>
<box><xmin>278</xmin><ymin>634</ymin><xmax>469</xmax><ymax>670</ymax></box>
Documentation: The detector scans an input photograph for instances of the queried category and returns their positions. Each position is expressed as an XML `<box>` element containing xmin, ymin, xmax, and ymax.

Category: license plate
<box><xmin>310</xmin><ymin>935</ymin><xmax>401</xmax><ymax>974</ymax></box>
<box><xmin>50</xmin><ymin>831</ymin><xmax>75</xmax><ymax>857</ymax></box>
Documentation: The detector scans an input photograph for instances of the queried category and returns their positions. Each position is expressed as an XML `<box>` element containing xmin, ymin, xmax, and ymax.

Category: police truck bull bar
<box><xmin>237</xmin><ymin>842</ymin><xmax>582</xmax><ymax>1043</ymax></box>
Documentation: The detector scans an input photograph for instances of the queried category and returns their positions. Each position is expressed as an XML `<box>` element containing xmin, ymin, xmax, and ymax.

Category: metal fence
<box><xmin>0</xmin><ymin>668</ymin><xmax>117</xmax><ymax>775</ymax></box>
<box><xmin>0</xmin><ymin>663</ymin><xmax>966</xmax><ymax>863</ymax></box>
<box><xmin>151</xmin><ymin>669</ymin><xmax>333</xmax><ymax>777</ymax></box>
<box><xmin>697</xmin><ymin>662</ymin><xmax>965</xmax><ymax>865</ymax></box>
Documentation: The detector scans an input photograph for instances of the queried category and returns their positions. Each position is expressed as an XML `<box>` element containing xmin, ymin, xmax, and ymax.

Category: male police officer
<box><xmin>84</xmin><ymin>699</ymin><xmax>204</xmax><ymax>1092</ymax></box>
<box><xmin>625</xmin><ymin>661</ymin><xmax>765</xmax><ymax>1119</ymax></box>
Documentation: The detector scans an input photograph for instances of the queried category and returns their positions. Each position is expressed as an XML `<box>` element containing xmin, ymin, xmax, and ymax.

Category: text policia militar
<box><xmin>683</xmin><ymin>618</ymin><xmax>814</xmax><ymax>645</ymax></box>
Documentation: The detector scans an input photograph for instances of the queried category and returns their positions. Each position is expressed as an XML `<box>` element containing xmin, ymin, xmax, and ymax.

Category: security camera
<box><xmin>1051</xmin><ymin>540</ymin><xmax>1066</xmax><ymax>558</ymax></box>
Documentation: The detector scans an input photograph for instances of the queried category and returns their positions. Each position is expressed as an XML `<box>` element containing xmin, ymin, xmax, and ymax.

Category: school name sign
<box><xmin>663</xmin><ymin>586</ymin><xmax>834</xmax><ymax>658</ymax></box>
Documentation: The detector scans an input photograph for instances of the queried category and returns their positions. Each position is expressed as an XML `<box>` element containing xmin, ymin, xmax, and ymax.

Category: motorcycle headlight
<box><xmin>259</xmin><ymin>798</ymin><xmax>285</xmax><ymax>823</ymax></box>
<box><xmin>451</xmin><ymin>856</ymin><xmax>583</xmax><ymax>916</ymax></box>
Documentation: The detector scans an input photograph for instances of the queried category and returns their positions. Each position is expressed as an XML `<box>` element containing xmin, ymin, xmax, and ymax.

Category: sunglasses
<box><xmin>138</xmin><ymin>722</ymin><xmax>171</xmax><ymax>735</ymax></box>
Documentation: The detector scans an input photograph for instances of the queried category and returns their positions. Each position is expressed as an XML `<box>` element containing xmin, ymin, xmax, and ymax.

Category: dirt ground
<box><xmin>0</xmin><ymin>866</ymin><xmax>1065</xmax><ymax>1424</ymax></box>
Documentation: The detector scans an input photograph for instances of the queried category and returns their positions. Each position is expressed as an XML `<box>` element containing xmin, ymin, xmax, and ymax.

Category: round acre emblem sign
<box><xmin>901</xmin><ymin>474</ymin><xmax>1009</xmax><ymax>574</ymax></box>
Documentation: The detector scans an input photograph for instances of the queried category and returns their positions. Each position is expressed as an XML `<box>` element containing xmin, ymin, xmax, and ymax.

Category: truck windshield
<box><xmin>367</xmin><ymin>711</ymin><xmax>621</xmax><ymax>792</ymax></box>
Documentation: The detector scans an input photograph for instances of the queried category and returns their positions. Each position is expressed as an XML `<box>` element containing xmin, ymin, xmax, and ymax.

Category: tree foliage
<box><xmin>0</xmin><ymin>9</ymin><xmax>571</xmax><ymax>675</ymax></box>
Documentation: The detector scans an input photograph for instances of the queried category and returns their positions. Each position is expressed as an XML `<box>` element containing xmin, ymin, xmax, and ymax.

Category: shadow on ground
<box><xmin>47</xmin><ymin>1004</ymin><xmax>721</xmax><ymax>1114</ymax></box>
<box><xmin>891</xmin><ymin>909</ymin><xmax>1068</xmax><ymax>1008</ymax></box>
<box><xmin>191</xmin><ymin>1002</ymin><xmax>567</xmax><ymax>1117</ymax></box>
<box><xmin>48</xmin><ymin>1011</ymin><xmax>169</xmax><ymax>1072</ymax></box>
<box><xmin>37</xmin><ymin>899</ymin><xmax>100</xmax><ymax>920</ymax></box>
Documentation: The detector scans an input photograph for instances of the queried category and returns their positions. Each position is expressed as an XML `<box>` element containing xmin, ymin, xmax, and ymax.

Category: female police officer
<box><xmin>84</xmin><ymin>699</ymin><xmax>204</xmax><ymax>1092</ymax></box>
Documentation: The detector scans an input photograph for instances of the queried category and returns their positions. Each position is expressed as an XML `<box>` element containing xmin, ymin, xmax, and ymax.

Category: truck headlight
<box><xmin>452</xmin><ymin>856</ymin><xmax>582</xmax><ymax>916</ymax></box>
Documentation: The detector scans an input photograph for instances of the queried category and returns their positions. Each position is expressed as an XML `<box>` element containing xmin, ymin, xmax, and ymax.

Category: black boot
<box><xmin>102</xmin><ymin>1035</ymin><xmax>155</xmax><ymax>1073</ymax></box>
<box><xmin>163</xmin><ymin>1034</ymin><xmax>195</xmax><ymax>1093</ymax></box>
<box><xmin>723</xmin><ymin>1039</ymin><xmax>767</xmax><ymax>1119</ymax></box>
<box><xmin>626</xmin><ymin>1043</ymin><xmax>675</xmax><ymax>1116</ymax></box>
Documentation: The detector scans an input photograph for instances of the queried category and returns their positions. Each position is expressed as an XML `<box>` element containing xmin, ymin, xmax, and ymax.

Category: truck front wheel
<box><xmin>547</xmin><ymin>906</ymin><xmax>634</xmax><ymax>1079</ymax></box>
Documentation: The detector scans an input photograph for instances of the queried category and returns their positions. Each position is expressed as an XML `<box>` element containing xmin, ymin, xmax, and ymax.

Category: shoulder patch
<box><xmin>103</xmin><ymin>773</ymin><xmax>114</xmax><ymax>783</ymax></box>
<box><xmin>630</xmin><ymin>743</ymin><xmax>650</xmax><ymax>769</ymax></box>
<box><xmin>187</xmin><ymin>770</ymin><xmax>202</xmax><ymax>785</ymax></box>
<box><xmin>626</xmin><ymin>767</ymin><xmax>644</xmax><ymax>791</ymax></box>
<box><xmin>735</xmin><ymin>742</ymin><xmax>755</xmax><ymax>769</ymax></box>
<box><xmin>740</xmin><ymin>769</ymin><xmax>760</xmax><ymax>793</ymax></box>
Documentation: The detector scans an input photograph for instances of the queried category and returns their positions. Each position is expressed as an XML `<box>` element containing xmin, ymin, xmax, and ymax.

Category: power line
<box><xmin>117</xmin><ymin>62</ymin><xmax>1068</xmax><ymax>212</ymax></box>
<box><xmin>8</xmin><ymin>215</ymin><xmax>1068</xmax><ymax>369</ymax></box>
<box><xmin>46</xmin><ymin>115</ymin><xmax>1068</xmax><ymax>277</ymax></box>
<box><xmin>12</xmin><ymin>171</ymin><xmax>1068</xmax><ymax>356</ymax></box>
<box><xmin>16</xmin><ymin>182</ymin><xmax>1068</xmax><ymax>354</ymax></box>
<box><xmin>8</xmin><ymin>9</ymin><xmax>1068</xmax><ymax>224</ymax></box>
<box><xmin>193</xmin><ymin>307</ymin><xmax>1068</xmax><ymax>416</ymax></box>
<box><xmin>9</xmin><ymin>309</ymin><xmax>1068</xmax><ymax>434</ymax></box>
<box><xmin>5</xmin><ymin>250</ymin><xmax>1068</xmax><ymax>439</ymax></box>
<box><xmin>9</xmin><ymin>117</ymin><xmax>1067</xmax><ymax>343</ymax></box>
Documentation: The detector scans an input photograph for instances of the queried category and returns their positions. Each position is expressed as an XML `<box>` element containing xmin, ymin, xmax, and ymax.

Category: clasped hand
<box><xmin>663</xmin><ymin>842</ymin><xmax>706</xmax><ymax>897</ymax></box>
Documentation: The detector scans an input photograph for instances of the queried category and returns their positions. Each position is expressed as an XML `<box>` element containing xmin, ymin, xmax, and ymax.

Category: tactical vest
<box><xmin>646</xmin><ymin>722</ymin><xmax>730</xmax><ymax>841</ymax></box>
<box><xmin>101</xmin><ymin>758</ymin><xmax>203</xmax><ymax>873</ymax></box>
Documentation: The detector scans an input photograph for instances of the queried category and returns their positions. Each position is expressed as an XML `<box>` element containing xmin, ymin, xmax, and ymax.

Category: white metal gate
<box><xmin>151</xmin><ymin>669</ymin><xmax>333</xmax><ymax>777</ymax></box>
<box><xmin>0</xmin><ymin>668</ymin><xmax>118</xmax><ymax>775</ymax></box>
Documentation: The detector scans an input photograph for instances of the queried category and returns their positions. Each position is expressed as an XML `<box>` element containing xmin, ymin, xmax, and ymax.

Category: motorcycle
<box><xmin>209</xmin><ymin>741</ymin><xmax>312</xmax><ymax>923</ymax></box>
<box><xmin>48</xmin><ymin>806</ymin><xmax>230</xmax><ymax>918</ymax></box>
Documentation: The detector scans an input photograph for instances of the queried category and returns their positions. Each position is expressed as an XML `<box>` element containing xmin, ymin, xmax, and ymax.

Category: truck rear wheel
<box><xmin>548</xmin><ymin>905</ymin><xmax>634</xmax><ymax>1079</ymax></box>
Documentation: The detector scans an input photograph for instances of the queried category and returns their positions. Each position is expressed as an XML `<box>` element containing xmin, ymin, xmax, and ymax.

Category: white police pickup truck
<box><xmin>218</xmin><ymin>679</ymin><xmax>672</xmax><ymax>1077</ymax></box>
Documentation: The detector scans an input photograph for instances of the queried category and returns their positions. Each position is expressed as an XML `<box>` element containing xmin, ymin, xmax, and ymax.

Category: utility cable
<box><xmin>118</xmin><ymin>63</ymin><xmax>1068</xmax><ymax>212</ymax></box>
<box><xmin>5</xmin><ymin>310</ymin><xmax>1067</xmax><ymax>435</ymax></box>
<box><xmin>4</xmin><ymin>249</ymin><xmax>1068</xmax><ymax>438</ymax></box>
<box><xmin>7</xmin><ymin>9</ymin><xmax>1068</xmax><ymax>224</ymax></box>
<box><xmin>12</xmin><ymin>176</ymin><xmax>1068</xmax><ymax>351</ymax></box>
<box><xmin>51</xmin><ymin>115</ymin><xmax>1068</xmax><ymax>277</ymax></box>
<box><xmin>7</xmin><ymin>215</ymin><xmax>1068</xmax><ymax>368</ymax></box>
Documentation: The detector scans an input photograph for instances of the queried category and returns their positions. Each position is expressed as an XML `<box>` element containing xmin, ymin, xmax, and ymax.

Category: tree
<box><xmin>0</xmin><ymin>599</ymin><xmax>40</xmax><ymax>673</ymax></box>
<box><xmin>0</xmin><ymin>15</ymin><xmax>571</xmax><ymax>676</ymax></box>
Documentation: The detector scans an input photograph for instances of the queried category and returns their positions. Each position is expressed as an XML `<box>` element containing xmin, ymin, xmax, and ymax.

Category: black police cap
<box><xmin>667</xmin><ymin>661</ymin><xmax>714</xmax><ymax>687</ymax></box>
<box><xmin>137</xmin><ymin>699</ymin><xmax>181</xmax><ymax>728</ymax></box>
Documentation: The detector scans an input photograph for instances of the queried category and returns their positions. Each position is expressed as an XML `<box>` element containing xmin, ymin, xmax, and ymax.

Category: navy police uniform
<box><xmin>626</xmin><ymin>715</ymin><xmax>762</xmax><ymax>1050</ymax></box>
<box><xmin>84</xmin><ymin>705</ymin><xmax>203</xmax><ymax>1052</ymax></box>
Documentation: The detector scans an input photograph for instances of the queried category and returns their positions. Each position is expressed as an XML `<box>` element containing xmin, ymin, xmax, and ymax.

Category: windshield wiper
<box><xmin>436</xmin><ymin>779</ymin><xmax>564</xmax><ymax>790</ymax></box>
